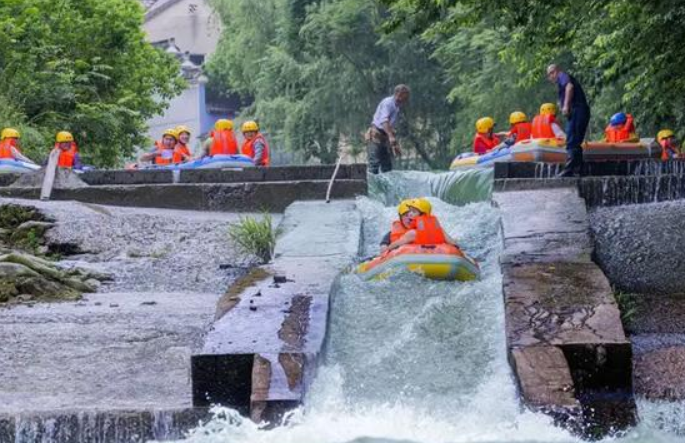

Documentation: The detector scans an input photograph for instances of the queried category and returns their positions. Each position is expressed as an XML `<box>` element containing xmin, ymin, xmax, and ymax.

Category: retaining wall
<box><xmin>191</xmin><ymin>200</ymin><xmax>362</xmax><ymax>422</ymax></box>
<box><xmin>494</xmin><ymin>187</ymin><xmax>636</xmax><ymax>438</ymax></box>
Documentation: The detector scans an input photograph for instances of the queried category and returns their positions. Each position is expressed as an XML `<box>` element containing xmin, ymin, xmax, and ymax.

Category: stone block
<box><xmin>510</xmin><ymin>346</ymin><xmax>579</xmax><ymax>409</ymax></box>
<box><xmin>503</xmin><ymin>262</ymin><xmax>627</xmax><ymax>348</ymax></box>
<box><xmin>633</xmin><ymin>345</ymin><xmax>685</xmax><ymax>400</ymax></box>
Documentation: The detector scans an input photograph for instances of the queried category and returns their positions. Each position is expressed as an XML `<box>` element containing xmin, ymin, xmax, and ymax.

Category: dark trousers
<box><xmin>368</xmin><ymin>140</ymin><xmax>393</xmax><ymax>174</ymax></box>
<box><xmin>563</xmin><ymin>106</ymin><xmax>591</xmax><ymax>174</ymax></box>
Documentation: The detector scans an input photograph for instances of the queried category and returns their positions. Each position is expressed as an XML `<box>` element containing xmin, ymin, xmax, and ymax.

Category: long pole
<box><xmin>326</xmin><ymin>155</ymin><xmax>343</xmax><ymax>203</ymax></box>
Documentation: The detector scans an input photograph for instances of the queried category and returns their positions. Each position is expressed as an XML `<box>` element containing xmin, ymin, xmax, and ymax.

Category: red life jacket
<box><xmin>154</xmin><ymin>141</ymin><xmax>174</xmax><ymax>165</ymax></box>
<box><xmin>241</xmin><ymin>133</ymin><xmax>271</xmax><ymax>166</ymax></box>
<box><xmin>413</xmin><ymin>215</ymin><xmax>446</xmax><ymax>246</ymax></box>
<box><xmin>210</xmin><ymin>130</ymin><xmax>238</xmax><ymax>156</ymax></box>
<box><xmin>0</xmin><ymin>139</ymin><xmax>17</xmax><ymax>159</ymax></box>
<box><xmin>509</xmin><ymin>122</ymin><xmax>532</xmax><ymax>142</ymax></box>
<box><xmin>173</xmin><ymin>144</ymin><xmax>191</xmax><ymax>164</ymax></box>
<box><xmin>57</xmin><ymin>143</ymin><xmax>78</xmax><ymax>168</ymax></box>
<box><xmin>390</xmin><ymin>220</ymin><xmax>411</xmax><ymax>243</ymax></box>
<box><xmin>605</xmin><ymin>114</ymin><xmax>635</xmax><ymax>143</ymax></box>
<box><xmin>661</xmin><ymin>138</ymin><xmax>679</xmax><ymax>161</ymax></box>
<box><xmin>531</xmin><ymin>114</ymin><xmax>557</xmax><ymax>139</ymax></box>
<box><xmin>473</xmin><ymin>133</ymin><xmax>500</xmax><ymax>155</ymax></box>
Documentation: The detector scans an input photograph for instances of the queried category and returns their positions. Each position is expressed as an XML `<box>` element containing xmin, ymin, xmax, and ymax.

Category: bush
<box><xmin>228</xmin><ymin>213</ymin><xmax>277</xmax><ymax>264</ymax></box>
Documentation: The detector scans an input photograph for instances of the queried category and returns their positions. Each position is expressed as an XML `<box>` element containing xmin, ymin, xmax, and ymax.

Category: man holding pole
<box><xmin>366</xmin><ymin>84</ymin><xmax>410</xmax><ymax>174</ymax></box>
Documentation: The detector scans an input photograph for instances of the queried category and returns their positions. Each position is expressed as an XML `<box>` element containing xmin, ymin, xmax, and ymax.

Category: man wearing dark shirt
<box><xmin>547</xmin><ymin>64</ymin><xmax>591</xmax><ymax>177</ymax></box>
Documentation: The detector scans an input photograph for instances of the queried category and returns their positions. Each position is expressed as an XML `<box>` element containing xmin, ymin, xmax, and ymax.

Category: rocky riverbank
<box><xmin>0</xmin><ymin>197</ymin><xmax>277</xmax><ymax>413</ymax></box>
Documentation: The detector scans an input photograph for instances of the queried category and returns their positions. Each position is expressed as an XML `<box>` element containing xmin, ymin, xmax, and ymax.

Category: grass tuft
<box><xmin>228</xmin><ymin>213</ymin><xmax>277</xmax><ymax>264</ymax></box>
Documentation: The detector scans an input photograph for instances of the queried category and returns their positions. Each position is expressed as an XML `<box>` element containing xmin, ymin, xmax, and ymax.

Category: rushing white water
<box><xmin>169</xmin><ymin>170</ymin><xmax>685</xmax><ymax>443</ymax></box>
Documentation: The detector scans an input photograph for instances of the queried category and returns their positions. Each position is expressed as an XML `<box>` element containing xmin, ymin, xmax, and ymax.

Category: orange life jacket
<box><xmin>390</xmin><ymin>220</ymin><xmax>410</xmax><ymax>243</ymax></box>
<box><xmin>173</xmin><ymin>144</ymin><xmax>191</xmax><ymax>164</ymax></box>
<box><xmin>413</xmin><ymin>215</ymin><xmax>446</xmax><ymax>246</ymax></box>
<box><xmin>509</xmin><ymin>122</ymin><xmax>532</xmax><ymax>142</ymax></box>
<box><xmin>57</xmin><ymin>143</ymin><xmax>78</xmax><ymax>168</ymax></box>
<box><xmin>241</xmin><ymin>133</ymin><xmax>271</xmax><ymax>166</ymax></box>
<box><xmin>605</xmin><ymin>114</ymin><xmax>635</xmax><ymax>143</ymax></box>
<box><xmin>210</xmin><ymin>130</ymin><xmax>238</xmax><ymax>156</ymax></box>
<box><xmin>473</xmin><ymin>133</ymin><xmax>500</xmax><ymax>155</ymax></box>
<box><xmin>0</xmin><ymin>139</ymin><xmax>17</xmax><ymax>159</ymax></box>
<box><xmin>531</xmin><ymin>114</ymin><xmax>557</xmax><ymax>139</ymax></box>
<box><xmin>154</xmin><ymin>141</ymin><xmax>174</xmax><ymax>165</ymax></box>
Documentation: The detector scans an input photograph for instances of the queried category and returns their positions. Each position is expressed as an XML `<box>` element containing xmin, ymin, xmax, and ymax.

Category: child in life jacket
<box><xmin>383</xmin><ymin>198</ymin><xmax>459</xmax><ymax>252</ymax></box>
<box><xmin>473</xmin><ymin>117</ymin><xmax>500</xmax><ymax>155</ymax></box>
<box><xmin>140</xmin><ymin>128</ymin><xmax>178</xmax><ymax>165</ymax></box>
<box><xmin>603</xmin><ymin>112</ymin><xmax>638</xmax><ymax>143</ymax></box>
<box><xmin>657</xmin><ymin>129</ymin><xmax>680</xmax><ymax>160</ymax></box>
<box><xmin>531</xmin><ymin>103</ymin><xmax>566</xmax><ymax>139</ymax></box>
<box><xmin>380</xmin><ymin>199</ymin><xmax>416</xmax><ymax>253</ymax></box>
<box><xmin>503</xmin><ymin>111</ymin><xmax>532</xmax><ymax>145</ymax></box>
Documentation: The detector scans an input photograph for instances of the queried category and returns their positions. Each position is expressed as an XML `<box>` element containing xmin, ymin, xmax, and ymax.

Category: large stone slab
<box><xmin>192</xmin><ymin>200</ymin><xmax>362</xmax><ymax>421</ymax></box>
<box><xmin>494</xmin><ymin>186</ymin><xmax>636</xmax><ymax>437</ymax></box>
<box><xmin>494</xmin><ymin>160</ymin><xmax>685</xmax><ymax>180</ymax></box>
<box><xmin>0</xmin><ymin>180</ymin><xmax>367</xmax><ymax>212</ymax></box>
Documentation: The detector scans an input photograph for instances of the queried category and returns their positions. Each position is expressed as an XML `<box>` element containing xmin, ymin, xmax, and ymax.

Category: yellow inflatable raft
<box><xmin>356</xmin><ymin>244</ymin><xmax>480</xmax><ymax>281</ymax></box>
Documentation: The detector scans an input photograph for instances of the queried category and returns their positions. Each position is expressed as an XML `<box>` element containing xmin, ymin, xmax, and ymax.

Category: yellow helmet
<box><xmin>162</xmin><ymin>128</ymin><xmax>178</xmax><ymax>140</ymax></box>
<box><xmin>509</xmin><ymin>111</ymin><xmax>528</xmax><ymax>125</ymax></box>
<box><xmin>56</xmin><ymin>131</ymin><xmax>74</xmax><ymax>143</ymax></box>
<box><xmin>215</xmin><ymin>119</ymin><xmax>234</xmax><ymax>131</ymax></box>
<box><xmin>475</xmin><ymin>117</ymin><xmax>495</xmax><ymax>134</ymax></box>
<box><xmin>175</xmin><ymin>125</ymin><xmax>191</xmax><ymax>135</ymax></box>
<box><xmin>657</xmin><ymin>129</ymin><xmax>675</xmax><ymax>142</ymax></box>
<box><xmin>397</xmin><ymin>199</ymin><xmax>412</xmax><ymax>216</ymax></box>
<box><xmin>540</xmin><ymin>103</ymin><xmax>557</xmax><ymax>116</ymax></box>
<box><xmin>409</xmin><ymin>198</ymin><xmax>432</xmax><ymax>215</ymax></box>
<box><xmin>1</xmin><ymin>128</ymin><xmax>20</xmax><ymax>140</ymax></box>
<box><xmin>241</xmin><ymin>120</ymin><xmax>260</xmax><ymax>133</ymax></box>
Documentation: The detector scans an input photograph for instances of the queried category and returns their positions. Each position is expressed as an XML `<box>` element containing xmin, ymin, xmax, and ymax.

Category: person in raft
<box><xmin>603</xmin><ymin>112</ymin><xmax>638</xmax><ymax>143</ymax></box>
<box><xmin>53</xmin><ymin>131</ymin><xmax>83</xmax><ymax>169</ymax></box>
<box><xmin>379</xmin><ymin>199</ymin><xmax>416</xmax><ymax>253</ymax></box>
<box><xmin>657</xmin><ymin>129</ymin><xmax>681</xmax><ymax>160</ymax></box>
<box><xmin>140</xmin><ymin>128</ymin><xmax>178</xmax><ymax>165</ymax></box>
<box><xmin>202</xmin><ymin>119</ymin><xmax>238</xmax><ymax>157</ymax></box>
<box><xmin>473</xmin><ymin>117</ymin><xmax>500</xmax><ymax>155</ymax></box>
<box><xmin>0</xmin><ymin>128</ymin><xmax>35</xmax><ymax>164</ymax></box>
<box><xmin>174</xmin><ymin>125</ymin><xmax>193</xmax><ymax>163</ymax></box>
<box><xmin>531</xmin><ymin>103</ymin><xmax>566</xmax><ymax>140</ymax></box>
<box><xmin>240</xmin><ymin>120</ymin><xmax>270</xmax><ymax>167</ymax></box>
<box><xmin>382</xmin><ymin>198</ymin><xmax>459</xmax><ymax>252</ymax></box>
<box><xmin>504</xmin><ymin>111</ymin><xmax>533</xmax><ymax>144</ymax></box>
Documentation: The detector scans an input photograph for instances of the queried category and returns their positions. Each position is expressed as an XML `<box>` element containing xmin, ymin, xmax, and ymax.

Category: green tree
<box><xmin>0</xmin><ymin>0</ymin><xmax>184</xmax><ymax>166</ymax></box>
<box><xmin>208</xmin><ymin>0</ymin><xmax>458</xmax><ymax>168</ymax></box>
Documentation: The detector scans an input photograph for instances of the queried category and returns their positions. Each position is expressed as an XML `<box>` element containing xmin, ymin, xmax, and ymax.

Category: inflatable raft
<box><xmin>134</xmin><ymin>154</ymin><xmax>256</xmax><ymax>170</ymax></box>
<box><xmin>356</xmin><ymin>243</ymin><xmax>480</xmax><ymax>281</ymax></box>
<box><xmin>0</xmin><ymin>159</ymin><xmax>41</xmax><ymax>174</ymax></box>
<box><xmin>177</xmin><ymin>154</ymin><xmax>255</xmax><ymax>169</ymax></box>
<box><xmin>450</xmin><ymin>138</ymin><xmax>660</xmax><ymax>170</ymax></box>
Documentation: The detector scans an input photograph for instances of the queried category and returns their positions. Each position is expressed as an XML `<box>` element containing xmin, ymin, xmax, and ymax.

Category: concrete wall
<box><xmin>144</xmin><ymin>0</ymin><xmax>220</xmax><ymax>55</ymax></box>
<box><xmin>494</xmin><ymin>187</ymin><xmax>636</xmax><ymax>438</ymax></box>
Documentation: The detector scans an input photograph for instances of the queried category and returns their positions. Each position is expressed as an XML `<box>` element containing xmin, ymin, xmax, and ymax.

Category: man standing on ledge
<box><xmin>367</xmin><ymin>84</ymin><xmax>410</xmax><ymax>174</ymax></box>
<box><xmin>546</xmin><ymin>64</ymin><xmax>590</xmax><ymax>177</ymax></box>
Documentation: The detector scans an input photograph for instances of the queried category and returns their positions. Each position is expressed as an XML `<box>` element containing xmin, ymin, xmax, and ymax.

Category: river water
<box><xmin>170</xmin><ymin>170</ymin><xmax>685</xmax><ymax>443</ymax></box>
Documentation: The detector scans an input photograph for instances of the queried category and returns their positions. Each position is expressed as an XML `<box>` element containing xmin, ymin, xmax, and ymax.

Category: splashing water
<box><xmin>169</xmin><ymin>171</ymin><xmax>685</xmax><ymax>443</ymax></box>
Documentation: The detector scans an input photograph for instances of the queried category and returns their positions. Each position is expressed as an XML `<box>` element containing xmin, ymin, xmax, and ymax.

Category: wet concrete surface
<box><xmin>494</xmin><ymin>187</ymin><xmax>635</xmax><ymax>436</ymax></box>
<box><xmin>192</xmin><ymin>200</ymin><xmax>362</xmax><ymax>421</ymax></box>
<box><xmin>0</xmin><ymin>198</ymin><xmax>280</xmax><ymax>414</ymax></box>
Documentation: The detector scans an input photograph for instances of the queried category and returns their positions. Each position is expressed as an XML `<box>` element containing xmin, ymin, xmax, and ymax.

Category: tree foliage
<box><xmin>208</xmin><ymin>0</ymin><xmax>457</xmax><ymax>167</ymax></box>
<box><xmin>0</xmin><ymin>0</ymin><xmax>184</xmax><ymax>166</ymax></box>
<box><xmin>209</xmin><ymin>0</ymin><xmax>682</xmax><ymax>168</ymax></box>
<box><xmin>383</xmin><ymin>0</ymin><xmax>685</xmax><ymax>139</ymax></box>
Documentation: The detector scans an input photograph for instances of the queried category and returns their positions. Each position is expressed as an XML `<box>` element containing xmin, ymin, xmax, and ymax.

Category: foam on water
<box><xmin>169</xmin><ymin>171</ymin><xmax>685</xmax><ymax>443</ymax></box>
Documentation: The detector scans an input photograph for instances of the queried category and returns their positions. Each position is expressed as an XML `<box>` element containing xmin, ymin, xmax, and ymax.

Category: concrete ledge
<box><xmin>75</xmin><ymin>164</ymin><xmax>367</xmax><ymax>186</ymax></box>
<box><xmin>191</xmin><ymin>200</ymin><xmax>362</xmax><ymax>421</ymax></box>
<box><xmin>0</xmin><ymin>408</ymin><xmax>209</xmax><ymax>443</ymax></box>
<box><xmin>494</xmin><ymin>160</ymin><xmax>685</xmax><ymax>179</ymax></box>
<box><xmin>0</xmin><ymin>180</ymin><xmax>367</xmax><ymax>212</ymax></box>
<box><xmin>0</xmin><ymin>173</ymin><xmax>19</xmax><ymax>187</ymax></box>
<box><xmin>494</xmin><ymin>187</ymin><xmax>636</xmax><ymax>437</ymax></box>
